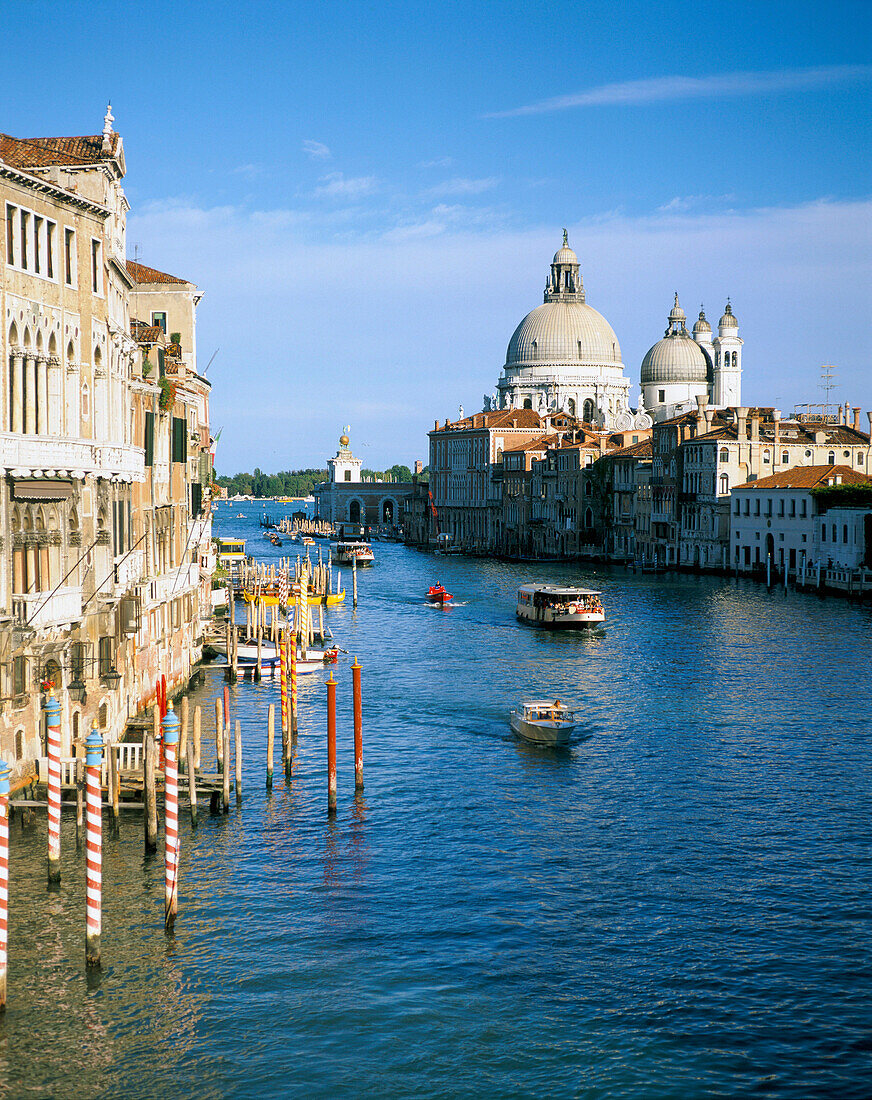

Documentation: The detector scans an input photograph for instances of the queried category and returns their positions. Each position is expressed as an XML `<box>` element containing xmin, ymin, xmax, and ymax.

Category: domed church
<box><xmin>641</xmin><ymin>295</ymin><xmax>743</xmax><ymax>422</ymax></box>
<box><xmin>488</xmin><ymin>233</ymin><xmax>651</xmax><ymax>431</ymax></box>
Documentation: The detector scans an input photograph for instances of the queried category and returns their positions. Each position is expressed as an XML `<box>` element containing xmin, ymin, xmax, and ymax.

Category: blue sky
<box><xmin>4</xmin><ymin>0</ymin><xmax>871</xmax><ymax>471</ymax></box>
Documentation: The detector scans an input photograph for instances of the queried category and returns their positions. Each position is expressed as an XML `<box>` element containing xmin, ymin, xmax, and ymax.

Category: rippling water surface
<box><xmin>5</xmin><ymin>504</ymin><xmax>872</xmax><ymax>1098</ymax></box>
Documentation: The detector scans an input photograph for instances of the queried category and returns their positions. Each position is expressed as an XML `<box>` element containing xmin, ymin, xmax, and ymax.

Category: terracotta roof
<box><xmin>131</xmin><ymin>321</ymin><xmax>164</xmax><ymax>343</ymax></box>
<box><xmin>734</xmin><ymin>465</ymin><xmax>872</xmax><ymax>491</ymax></box>
<box><xmin>608</xmin><ymin>439</ymin><xmax>653</xmax><ymax>459</ymax></box>
<box><xmin>502</xmin><ymin>433</ymin><xmax>559</xmax><ymax>454</ymax></box>
<box><xmin>0</xmin><ymin>131</ymin><xmax>120</xmax><ymax>169</ymax></box>
<box><xmin>126</xmin><ymin>260</ymin><xmax>191</xmax><ymax>285</ymax></box>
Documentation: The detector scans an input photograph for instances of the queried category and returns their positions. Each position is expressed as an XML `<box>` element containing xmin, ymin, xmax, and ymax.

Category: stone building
<box><xmin>641</xmin><ymin>296</ymin><xmax>742</xmax><ymax>423</ymax></box>
<box><xmin>493</xmin><ymin>233</ymin><xmax>652</xmax><ymax>432</ymax></box>
<box><xmin>314</xmin><ymin>427</ymin><xmax>414</xmax><ymax>528</ymax></box>
<box><xmin>0</xmin><ymin>110</ymin><xmax>213</xmax><ymax>772</ymax></box>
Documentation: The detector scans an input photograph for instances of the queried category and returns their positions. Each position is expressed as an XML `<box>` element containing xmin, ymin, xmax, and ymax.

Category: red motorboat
<box><xmin>426</xmin><ymin>584</ymin><xmax>452</xmax><ymax>604</ymax></box>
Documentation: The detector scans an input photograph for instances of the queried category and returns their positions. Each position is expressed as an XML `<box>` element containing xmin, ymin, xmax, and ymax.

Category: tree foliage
<box><xmin>216</xmin><ymin>468</ymin><xmax>328</xmax><ymax>498</ymax></box>
<box><xmin>810</xmin><ymin>483</ymin><xmax>872</xmax><ymax>510</ymax></box>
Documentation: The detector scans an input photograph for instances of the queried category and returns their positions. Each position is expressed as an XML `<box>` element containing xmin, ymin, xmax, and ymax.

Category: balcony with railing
<box><xmin>114</xmin><ymin>547</ymin><xmax>146</xmax><ymax>593</ymax></box>
<box><xmin>141</xmin><ymin>563</ymin><xmax>199</xmax><ymax>609</ymax></box>
<box><xmin>13</xmin><ymin>585</ymin><xmax>83</xmax><ymax>628</ymax></box>
<box><xmin>0</xmin><ymin>433</ymin><xmax>144</xmax><ymax>481</ymax></box>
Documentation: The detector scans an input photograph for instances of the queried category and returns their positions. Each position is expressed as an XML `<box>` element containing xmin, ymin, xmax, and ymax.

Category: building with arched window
<box><xmin>314</xmin><ymin>427</ymin><xmax>418</xmax><ymax>530</ymax></box>
<box><xmin>491</xmin><ymin>233</ymin><xmax>651</xmax><ymax>433</ymax></box>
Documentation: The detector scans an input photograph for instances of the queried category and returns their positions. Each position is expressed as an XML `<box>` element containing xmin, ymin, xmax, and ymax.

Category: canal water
<box><xmin>5</xmin><ymin>502</ymin><xmax>872</xmax><ymax>1098</ymax></box>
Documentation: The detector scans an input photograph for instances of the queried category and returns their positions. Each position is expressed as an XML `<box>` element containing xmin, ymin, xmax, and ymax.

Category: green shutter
<box><xmin>144</xmin><ymin>412</ymin><xmax>154</xmax><ymax>466</ymax></box>
<box><xmin>172</xmin><ymin>417</ymin><xmax>188</xmax><ymax>464</ymax></box>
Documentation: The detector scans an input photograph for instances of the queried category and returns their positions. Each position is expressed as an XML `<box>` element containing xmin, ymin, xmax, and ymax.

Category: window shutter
<box><xmin>172</xmin><ymin>417</ymin><xmax>187</xmax><ymax>464</ymax></box>
<box><xmin>144</xmin><ymin>412</ymin><xmax>154</xmax><ymax>466</ymax></box>
<box><xmin>191</xmin><ymin>482</ymin><xmax>203</xmax><ymax>517</ymax></box>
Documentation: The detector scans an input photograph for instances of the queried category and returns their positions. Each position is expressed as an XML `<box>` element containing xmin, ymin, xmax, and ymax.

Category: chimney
<box><xmin>414</xmin><ymin>460</ymin><xmax>423</xmax><ymax>475</ymax></box>
<box><xmin>773</xmin><ymin>409</ymin><xmax>781</xmax><ymax>446</ymax></box>
<box><xmin>737</xmin><ymin>407</ymin><xmax>749</xmax><ymax>440</ymax></box>
<box><xmin>695</xmin><ymin>394</ymin><xmax>706</xmax><ymax>437</ymax></box>
<box><xmin>838</xmin><ymin>404</ymin><xmax>845</xmax><ymax>425</ymax></box>
<box><xmin>845</xmin><ymin>400</ymin><xmax>851</xmax><ymax>425</ymax></box>
<box><xmin>750</xmin><ymin>414</ymin><xmax>760</xmax><ymax>442</ymax></box>
<box><xmin>853</xmin><ymin>407</ymin><xmax>861</xmax><ymax>431</ymax></box>
<box><xmin>434</xmin><ymin>420</ymin><xmax>439</xmax><ymax>431</ymax></box>
<box><xmin>704</xmin><ymin>409</ymin><xmax>714</xmax><ymax>433</ymax></box>
<box><xmin>599</xmin><ymin>433</ymin><xmax>607</xmax><ymax>455</ymax></box>
<box><xmin>867</xmin><ymin>411</ymin><xmax>872</xmax><ymax>437</ymax></box>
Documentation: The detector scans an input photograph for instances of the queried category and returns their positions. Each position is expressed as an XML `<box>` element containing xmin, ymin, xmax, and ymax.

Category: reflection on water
<box><xmin>5</xmin><ymin>507</ymin><xmax>872</xmax><ymax>1098</ymax></box>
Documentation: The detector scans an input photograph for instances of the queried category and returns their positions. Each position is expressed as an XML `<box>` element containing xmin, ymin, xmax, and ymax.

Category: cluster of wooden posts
<box><xmin>0</xmin><ymin>646</ymin><xmax>365</xmax><ymax>1011</ymax></box>
<box><xmin>276</xmin><ymin>516</ymin><xmax>333</xmax><ymax>538</ymax></box>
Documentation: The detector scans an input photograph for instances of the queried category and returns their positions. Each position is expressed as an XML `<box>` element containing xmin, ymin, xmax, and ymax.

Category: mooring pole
<box><xmin>84</xmin><ymin>725</ymin><xmax>104</xmax><ymax>968</ymax></box>
<box><xmin>352</xmin><ymin>657</ymin><xmax>364</xmax><ymax>792</ymax></box>
<box><xmin>44</xmin><ymin>691</ymin><xmax>62</xmax><ymax>885</ymax></box>
<box><xmin>0</xmin><ymin>761</ymin><xmax>10</xmax><ymax>1010</ymax></box>
<box><xmin>162</xmin><ymin>705</ymin><xmax>180</xmax><ymax>931</ymax></box>
<box><xmin>327</xmin><ymin>673</ymin><xmax>337</xmax><ymax>816</ymax></box>
<box><xmin>267</xmin><ymin>704</ymin><xmax>275</xmax><ymax>789</ymax></box>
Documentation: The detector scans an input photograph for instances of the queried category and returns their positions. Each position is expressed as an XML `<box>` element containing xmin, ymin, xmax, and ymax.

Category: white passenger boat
<box><xmin>516</xmin><ymin>584</ymin><xmax>604</xmax><ymax>629</ymax></box>
<box><xmin>510</xmin><ymin>700</ymin><xmax>578</xmax><ymax>747</ymax></box>
<box><xmin>334</xmin><ymin>540</ymin><xmax>375</xmax><ymax>567</ymax></box>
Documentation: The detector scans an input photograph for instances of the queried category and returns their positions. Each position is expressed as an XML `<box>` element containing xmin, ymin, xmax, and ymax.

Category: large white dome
<box><xmin>506</xmin><ymin>301</ymin><xmax>623</xmax><ymax>368</ymax></box>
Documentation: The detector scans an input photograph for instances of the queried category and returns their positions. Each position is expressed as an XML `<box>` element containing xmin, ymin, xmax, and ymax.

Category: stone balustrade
<box><xmin>0</xmin><ymin>433</ymin><xmax>145</xmax><ymax>482</ymax></box>
<box><xmin>13</xmin><ymin>585</ymin><xmax>83</xmax><ymax>628</ymax></box>
<box><xmin>141</xmin><ymin>563</ymin><xmax>199</xmax><ymax>609</ymax></box>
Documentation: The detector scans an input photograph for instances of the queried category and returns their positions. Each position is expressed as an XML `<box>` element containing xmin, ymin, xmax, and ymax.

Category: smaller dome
<box><xmin>668</xmin><ymin>292</ymin><xmax>686</xmax><ymax>325</ymax></box>
<box><xmin>693</xmin><ymin>306</ymin><xmax>711</xmax><ymax>335</ymax></box>
<box><xmin>719</xmin><ymin>300</ymin><xmax>738</xmax><ymax>328</ymax></box>
<box><xmin>641</xmin><ymin>333</ymin><xmax>710</xmax><ymax>385</ymax></box>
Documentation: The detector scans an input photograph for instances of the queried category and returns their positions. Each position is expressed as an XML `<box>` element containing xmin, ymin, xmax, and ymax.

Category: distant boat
<box><xmin>510</xmin><ymin>700</ymin><xmax>578</xmax><ymax>747</ymax></box>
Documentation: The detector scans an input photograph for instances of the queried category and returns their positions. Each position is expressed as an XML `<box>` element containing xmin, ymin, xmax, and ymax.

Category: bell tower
<box><xmin>545</xmin><ymin>229</ymin><xmax>585</xmax><ymax>303</ymax></box>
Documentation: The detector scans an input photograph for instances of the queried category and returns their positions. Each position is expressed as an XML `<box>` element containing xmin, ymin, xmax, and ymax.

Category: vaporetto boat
<box><xmin>516</xmin><ymin>584</ymin><xmax>604</xmax><ymax>629</ymax></box>
<box><xmin>334</xmin><ymin>540</ymin><xmax>375</xmax><ymax>566</ymax></box>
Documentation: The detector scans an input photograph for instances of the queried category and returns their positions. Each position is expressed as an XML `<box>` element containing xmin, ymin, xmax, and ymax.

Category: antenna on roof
<box><xmin>203</xmin><ymin>348</ymin><xmax>220</xmax><ymax>375</ymax></box>
<box><xmin>819</xmin><ymin>364</ymin><xmax>837</xmax><ymax>419</ymax></box>
<box><xmin>132</xmin><ymin>243</ymin><xmax>141</xmax><ymax>264</ymax></box>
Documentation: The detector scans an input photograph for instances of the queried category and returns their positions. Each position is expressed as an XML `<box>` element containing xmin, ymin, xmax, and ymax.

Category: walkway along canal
<box><xmin>3</xmin><ymin>535</ymin><xmax>872</xmax><ymax>1099</ymax></box>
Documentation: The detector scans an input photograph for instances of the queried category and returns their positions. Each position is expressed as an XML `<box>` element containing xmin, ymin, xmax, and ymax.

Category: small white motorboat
<box><xmin>213</xmin><ymin>639</ymin><xmax>337</xmax><ymax>673</ymax></box>
<box><xmin>509</xmin><ymin>699</ymin><xmax>578</xmax><ymax>747</ymax></box>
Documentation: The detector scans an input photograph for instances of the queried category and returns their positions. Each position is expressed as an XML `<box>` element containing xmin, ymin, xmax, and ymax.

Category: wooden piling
<box><xmin>0</xmin><ymin>762</ymin><xmax>10</xmax><ymax>1010</ymax></box>
<box><xmin>353</xmin><ymin>658</ymin><xmax>364</xmax><ymax>792</ymax></box>
<box><xmin>235</xmin><ymin>720</ymin><xmax>242</xmax><ymax>796</ymax></box>
<box><xmin>45</xmin><ymin>692</ymin><xmax>62</xmax><ymax>884</ymax></box>
<box><xmin>215</xmin><ymin>698</ymin><xmax>224</xmax><ymax>769</ymax></box>
<box><xmin>224</xmin><ymin>684</ymin><xmax>231</xmax><ymax>733</ymax></box>
<box><xmin>109</xmin><ymin>744</ymin><xmax>120</xmax><ymax>833</ymax></box>
<box><xmin>327</xmin><ymin>673</ymin><xmax>337</xmax><ymax>815</ymax></box>
<box><xmin>267</xmin><ymin>704</ymin><xmax>275</xmax><ymax>789</ymax></box>
<box><xmin>318</xmin><ymin>603</ymin><xmax>325</xmax><ymax>643</ymax></box>
<box><xmin>186</xmin><ymin>736</ymin><xmax>198</xmax><ymax>827</ymax></box>
<box><xmin>163</xmin><ymin>706</ymin><xmax>180</xmax><ymax>931</ymax></box>
<box><xmin>179</xmin><ymin>695</ymin><xmax>189</xmax><ymax>765</ymax></box>
<box><xmin>152</xmin><ymin>704</ymin><xmax>161</xmax><ymax>776</ymax></box>
<box><xmin>144</xmin><ymin>731</ymin><xmax>158</xmax><ymax>853</ymax></box>
<box><xmin>193</xmin><ymin>704</ymin><xmax>202</xmax><ymax>770</ymax></box>
<box><xmin>255</xmin><ymin>600</ymin><xmax>263</xmax><ymax>682</ymax></box>
<box><xmin>225</xmin><ymin>618</ymin><xmax>233</xmax><ymax>681</ymax></box>
<box><xmin>75</xmin><ymin>758</ymin><xmax>84</xmax><ymax>850</ymax></box>
<box><xmin>222</xmin><ymin>724</ymin><xmax>231</xmax><ymax>813</ymax></box>
<box><xmin>84</xmin><ymin>726</ymin><xmax>104</xmax><ymax>968</ymax></box>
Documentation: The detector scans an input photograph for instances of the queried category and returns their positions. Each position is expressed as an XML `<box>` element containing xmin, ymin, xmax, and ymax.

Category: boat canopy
<box><xmin>517</xmin><ymin>584</ymin><xmax>601</xmax><ymax>597</ymax></box>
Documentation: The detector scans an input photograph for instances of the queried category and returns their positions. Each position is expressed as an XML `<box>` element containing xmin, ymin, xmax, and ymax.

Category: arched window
<box><xmin>14</xmin><ymin>730</ymin><xmax>24</xmax><ymax>761</ymax></box>
<box><xmin>719</xmin><ymin>449</ymin><xmax>729</xmax><ymax>463</ymax></box>
<box><xmin>382</xmin><ymin>500</ymin><xmax>394</xmax><ymax>523</ymax></box>
<box><xmin>523</xmin><ymin>398</ymin><xmax>532</xmax><ymax>409</ymax></box>
<box><xmin>567</xmin><ymin>398</ymin><xmax>576</xmax><ymax>416</ymax></box>
<box><xmin>763</xmin><ymin>450</ymin><xmax>771</xmax><ymax>463</ymax></box>
<box><xmin>582</xmin><ymin>399</ymin><xmax>595</xmax><ymax>422</ymax></box>
<box><xmin>81</xmin><ymin>381</ymin><xmax>90</xmax><ymax>421</ymax></box>
<box><xmin>584</xmin><ymin>481</ymin><xmax>592</xmax><ymax>496</ymax></box>
<box><xmin>781</xmin><ymin>451</ymin><xmax>789</xmax><ymax>464</ymax></box>
<box><xmin>731</xmin><ymin>352</ymin><xmax>738</xmax><ymax>366</ymax></box>
<box><xmin>584</xmin><ymin>507</ymin><xmax>593</xmax><ymax>529</ymax></box>
<box><xmin>827</xmin><ymin>451</ymin><xmax>835</xmax><ymax>465</ymax></box>
<box><xmin>843</xmin><ymin>524</ymin><xmax>849</xmax><ymax>544</ymax></box>
<box><xmin>719</xmin><ymin>473</ymin><xmax>729</xmax><ymax>494</ymax></box>
<box><xmin>349</xmin><ymin>500</ymin><xmax>361</xmax><ymax>524</ymax></box>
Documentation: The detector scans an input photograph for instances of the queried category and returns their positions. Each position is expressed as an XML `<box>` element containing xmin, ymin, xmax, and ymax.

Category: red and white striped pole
<box><xmin>84</xmin><ymin>725</ymin><xmax>104</xmax><ymax>968</ymax></box>
<box><xmin>44</xmin><ymin>690</ymin><xmax>62</xmax><ymax>885</ymax></box>
<box><xmin>162</xmin><ymin>704</ymin><xmax>180</xmax><ymax>931</ymax></box>
<box><xmin>0</xmin><ymin>761</ymin><xmax>11</xmax><ymax>1010</ymax></box>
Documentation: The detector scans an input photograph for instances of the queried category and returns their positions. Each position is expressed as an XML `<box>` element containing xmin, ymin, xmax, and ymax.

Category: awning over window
<box><xmin>12</xmin><ymin>479</ymin><xmax>74</xmax><ymax>501</ymax></box>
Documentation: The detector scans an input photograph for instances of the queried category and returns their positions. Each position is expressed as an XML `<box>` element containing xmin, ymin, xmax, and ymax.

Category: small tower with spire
<box><xmin>712</xmin><ymin>299</ymin><xmax>743</xmax><ymax>406</ymax></box>
<box><xmin>545</xmin><ymin>230</ymin><xmax>585</xmax><ymax>302</ymax></box>
<box><xmin>101</xmin><ymin>102</ymin><xmax>114</xmax><ymax>154</ymax></box>
<box><xmin>327</xmin><ymin>426</ymin><xmax>362</xmax><ymax>484</ymax></box>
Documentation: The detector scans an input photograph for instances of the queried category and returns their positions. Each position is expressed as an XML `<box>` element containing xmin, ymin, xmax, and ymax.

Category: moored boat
<box><xmin>516</xmin><ymin>584</ymin><xmax>604</xmax><ymax>629</ymax></box>
<box><xmin>510</xmin><ymin>700</ymin><xmax>577</xmax><ymax>747</ymax></box>
<box><xmin>334</xmin><ymin>540</ymin><xmax>375</xmax><ymax>567</ymax></box>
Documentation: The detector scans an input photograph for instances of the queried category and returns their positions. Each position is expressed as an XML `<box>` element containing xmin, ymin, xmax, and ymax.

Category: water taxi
<box><xmin>426</xmin><ymin>584</ymin><xmax>452</xmax><ymax>604</ymax></box>
<box><xmin>516</xmin><ymin>585</ymin><xmax>604</xmax><ymax>628</ymax></box>
<box><xmin>510</xmin><ymin>700</ymin><xmax>577</xmax><ymax>747</ymax></box>
<box><xmin>334</xmin><ymin>541</ymin><xmax>375</xmax><ymax>567</ymax></box>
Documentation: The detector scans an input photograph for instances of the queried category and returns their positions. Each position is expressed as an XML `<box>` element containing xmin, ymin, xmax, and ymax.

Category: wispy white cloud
<box><xmin>313</xmin><ymin>171</ymin><xmax>378</xmax><ymax>198</ymax></box>
<box><xmin>419</xmin><ymin>156</ymin><xmax>453</xmax><ymax>169</ymax></box>
<box><xmin>424</xmin><ymin>176</ymin><xmax>500</xmax><ymax>198</ymax></box>
<box><xmin>302</xmin><ymin>139</ymin><xmax>331</xmax><ymax>160</ymax></box>
<box><xmin>485</xmin><ymin>65</ymin><xmax>872</xmax><ymax>118</ymax></box>
<box><xmin>231</xmin><ymin>163</ymin><xmax>264</xmax><ymax>179</ymax></box>
<box><xmin>657</xmin><ymin>194</ymin><xmax>736</xmax><ymax>213</ymax></box>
